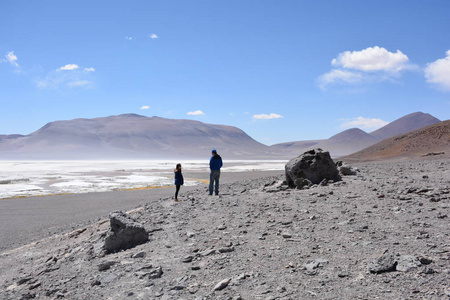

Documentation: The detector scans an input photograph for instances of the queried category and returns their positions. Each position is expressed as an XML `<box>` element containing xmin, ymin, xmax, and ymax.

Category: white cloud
<box><xmin>66</xmin><ymin>80</ymin><xmax>94</xmax><ymax>88</ymax></box>
<box><xmin>140</xmin><ymin>106</ymin><xmax>150</xmax><ymax>110</ymax></box>
<box><xmin>125</xmin><ymin>36</ymin><xmax>133</xmax><ymax>40</ymax></box>
<box><xmin>424</xmin><ymin>50</ymin><xmax>450</xmax><ymax>92</ymax></box>
<box><xmin>37</xmin><ymin>64</ymin><xmax>95</xmax><ymax>89</ymax></box>
<box><xmin>187</xmin><ymin>110</ymin><xmax>205</xmax><ymax>116</ymax></box>
<box><xmin>332</xmin><ymin>46</ymin><xmax>411</xmax><ymax>72</ymax></box>
<box><xmin>150</xmin><ymin>33</ymin><xmax>159</xmax><ymax>39</ymax></box>
<box><xmin>58</xmin><ymin>64</ymin><xmax>79</xmax><ymax>71</ymax></box>
<box><xmin>318</xmin><ymin>69</ymin><xmax>363</xmax><ymax>89</ymax></box>
<box><xmin>318</xmin><ymin>46</ymin><xmax>416</xmax><ymax>89</ymax></box>
<box><xmin>253</xmin><ymin>113</ymin><xmax>284</xmax><ymax>120</ymax></box>
<box><xmin>340</xmin><ymin>116</ymin><xmax>389</xmax><ymax>130</ymax></box>
<box><xmin>5</xmin><ymin>51</ymin><xmax>19</xmax><ymax>67</ymax></box>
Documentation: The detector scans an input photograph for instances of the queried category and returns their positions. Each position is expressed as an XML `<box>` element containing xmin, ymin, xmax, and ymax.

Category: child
<box><xmin>174</xmin><ymin>163</ymin><xmax>184</xmax><ymax>201</ymax></box>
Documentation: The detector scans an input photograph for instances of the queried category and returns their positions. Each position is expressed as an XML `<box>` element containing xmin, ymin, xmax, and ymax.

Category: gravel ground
<box><xmin>0</xmin><ymin>171</ymin><xmax>282</xmax><ymax>252</ymax></box>
<box><xmin>0</xmin><ymin>157</ymin><xmax>449</xmax><ymax>299</ymax></box>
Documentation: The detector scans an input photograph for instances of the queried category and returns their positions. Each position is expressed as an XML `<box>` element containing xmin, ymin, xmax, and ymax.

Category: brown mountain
<box><xmin>0</xmin><ymin>114</ymin><xmax>277</xmax><ymax>159</ymax></box>
<box><xmin>370</xmin><ymin>111</ymin><xmax>440</xmax><ymax>140</ymax></box>
<box><xmin>342</xmin><ymin>120</ymin><xmax>450</xmax><ymax>161</ymax></box>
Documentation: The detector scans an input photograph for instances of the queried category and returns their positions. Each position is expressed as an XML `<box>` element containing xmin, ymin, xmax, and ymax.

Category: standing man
<box><xmin>209</xmin><ymin>149</ymin><xmax>223</xmax><ymax>195</ymax></box>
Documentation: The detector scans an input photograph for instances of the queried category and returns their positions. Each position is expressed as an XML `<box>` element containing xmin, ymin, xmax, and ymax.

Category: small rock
<box><xmin>218</xmin><ymin>246</ymin><xmax>234</xmax><ymax>253</ymax></box>
<box><xmin>91</xmin><ymin>279</ymin><xmax>101</xmax><ymax>286</ymax></box>
<box><xmin>182</xmin><ymin>256</ymin><xmax>193</xmax><ymax>263</ymax></box>
<box><xmin>199</xmin><ymin>249</ymin><xmax>216</xmax><ymax>256</ymax></box>
<box><xmin>396</xmin><ymin>255</ymin><xmax>421</xmax><ymax>272</ymax></box>
<box><xmin>369</xmin><ymin>250</ymin><xmax>396</xmax><ymax>274</ymax></box>
<box><xmin>132</xmin><ymin>251</ymin><xmax>146</xmax><ymax>258</ymax></box>
<box><xmin>148</xmin><ymin>266</ymin><xmax>163</xmax><ymax>279</ymax></box>
<box><xmin>419</xmin><ymin>257</ymin><xmax>433</xmax><ymax>265</ymax></box>
<box><xmin>17</xmin><ymin>276</ymin><xmax>33</xmax><ymax>285</ymax></box>
<box><xmin>213</xmin><ymin>278</ymin><xmax>231</xmax><ymax>291</ymax></box>
<box><xmin>98</xmin><ymin>261</ymin><xmax>117</xmax><ymax>271</ymax></box>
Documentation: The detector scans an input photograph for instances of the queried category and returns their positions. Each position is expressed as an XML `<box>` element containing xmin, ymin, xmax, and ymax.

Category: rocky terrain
<box><xmin>1</xmin><ymin>156</ymin><xmax>449</xmax><ymax>299</ymax></box>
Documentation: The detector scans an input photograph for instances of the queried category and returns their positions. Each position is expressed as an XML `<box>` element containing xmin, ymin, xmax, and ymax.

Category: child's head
<box><xmin>176</xmin><ymin>163</ymin><xmax>182</xmax><ymax>170</ymax></box>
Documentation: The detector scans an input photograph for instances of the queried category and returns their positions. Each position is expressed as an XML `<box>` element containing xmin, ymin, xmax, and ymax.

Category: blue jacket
<box><xmin>210</xmin><ymin>154</ymin><xmax>223</xmax><ymax>170</ymax></box>
<box><xmin>174</xmin><ymin>170</ymin><xmax>184</xmax><ymax>185</ymax></box>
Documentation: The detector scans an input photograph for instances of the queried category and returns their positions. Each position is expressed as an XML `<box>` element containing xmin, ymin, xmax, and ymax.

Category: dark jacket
<box><xmin>209</xmin><ymin>154</ymin><xmax>223</xmax><ymax>171</ymax></box>
<box><xmin>174</xmin><ymin>170</ymin><xmax>184</xmax><ymax>185</ymax></box>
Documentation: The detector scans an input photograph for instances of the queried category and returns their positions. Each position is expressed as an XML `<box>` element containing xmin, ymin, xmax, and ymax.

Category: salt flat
<box><xmin>0</xmin><ymin>160</ymin><xmax>285</xmax><ymax>199</ymax></box>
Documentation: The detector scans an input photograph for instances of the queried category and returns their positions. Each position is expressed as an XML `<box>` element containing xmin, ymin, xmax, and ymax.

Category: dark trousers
<box><xmin>175</xmin><ymin>184</ymin><xmax>181</xmax><ymax>199</ymax></box>
<box><xmin>209</xmin><ymin>170</ymin><xmax>220</xmax><ymax>195</ymax></box>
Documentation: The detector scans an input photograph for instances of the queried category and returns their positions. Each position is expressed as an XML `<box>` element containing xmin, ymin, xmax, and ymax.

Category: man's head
<box><xmin>211</xmin><ymin>149</ymin><xmax>217</xmax><ymax>155</ymax></box>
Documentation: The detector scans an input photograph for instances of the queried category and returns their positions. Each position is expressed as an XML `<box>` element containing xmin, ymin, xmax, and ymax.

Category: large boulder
<box><xmin>104</xmin><ymin>211</ymin><xmax>149</xmax><ymax>253</ymax></box>
<box><xmin>285</xmin><ymin>149</ymin><xmax>341</xmax><ymax>189</ymax></box>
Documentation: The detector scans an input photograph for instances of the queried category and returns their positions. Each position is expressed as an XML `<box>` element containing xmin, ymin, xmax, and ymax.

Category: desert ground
<box><xmin>1</xmin><ymin>157</ymin><xmax>449</xmax><ymax>299</ymax></box>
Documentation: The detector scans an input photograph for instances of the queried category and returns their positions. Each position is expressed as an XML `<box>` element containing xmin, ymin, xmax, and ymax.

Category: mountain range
<box><xmin>269</xmin><ymin>112</ymin><xmax>441</xmax><ymax>157</ymax></box>
<box><xmin>0</xmin><ymin>112</ymin><xmax>444</xmax><ymax>160</ymax></box>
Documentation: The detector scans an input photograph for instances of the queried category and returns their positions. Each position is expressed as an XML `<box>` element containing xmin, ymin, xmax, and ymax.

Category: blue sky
<box><xmin>1</xmin><ymin>0</ymin><xmax>449</xmax><ymax>145</ymax></box>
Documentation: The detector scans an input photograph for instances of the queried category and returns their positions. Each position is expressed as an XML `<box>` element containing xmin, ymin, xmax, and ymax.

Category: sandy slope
<box><xmin>343</xmin><ymin>120</ymin><xmax>450</xmax><ymax>162</ymax></box>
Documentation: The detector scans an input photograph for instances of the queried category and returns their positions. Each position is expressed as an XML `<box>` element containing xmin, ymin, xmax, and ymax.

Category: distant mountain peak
<box><xmin>370</xmin><ymin>112</ymin><xmax>440</xmax><ymax>140</ymax></box>
<box><xmin>117</xmin><ymin>113</ymin><xmax>147</xmax><ymax>118</ymax></box>
<box><xmin>329</xmin><ymin>128</ymin><xmax>372</xmax><ymax>141</ymax></box>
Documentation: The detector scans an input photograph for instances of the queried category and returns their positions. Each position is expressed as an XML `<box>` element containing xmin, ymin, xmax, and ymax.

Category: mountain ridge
<box><xmin>269</xmin><ymin>111</ymin><xmax>441</xmax><ymax>157</ymax></box>
<box><xmin>0</xmin><ymin>112</ymin><xmax>445</xmax><ymax>160</ymax></box>
<box><xmin>0</xmin><ymin>114</ymin><xmax>277</xmax><ymax>159</ymax></box>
